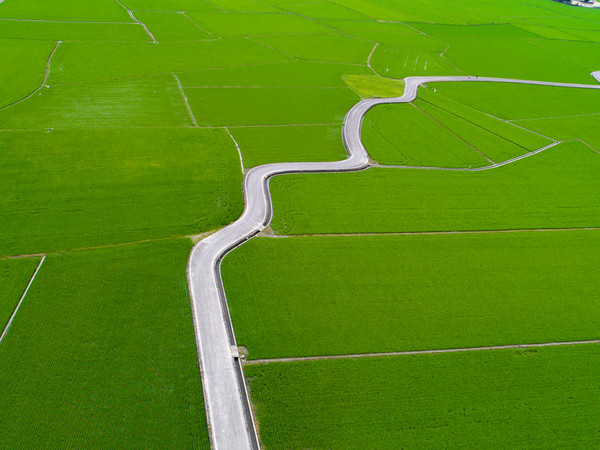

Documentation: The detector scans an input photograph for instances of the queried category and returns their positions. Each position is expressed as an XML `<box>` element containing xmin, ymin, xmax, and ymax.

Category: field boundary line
<box><xmin>172</xmin><ymin>73</ymin><xmax>198</xmax><ymax>127</ymax></box>
<box><xmin>375</xmin><ymin>141</ymin><xmax>560</xmax><ymax>171</ymax></box>
<box><xmin>244</xmin><ymin>35</ymin><xmax>298</xmax><ymax>60</ymax></box>
<box><xmin>114</xmin><ymin>0</ymin><xmax>157</xmax><ymax>43</ymax></box>
<box><xmin>225</xmin><ymin>127</ymin><xmax>246</xmax><ymax>174</ymax></box>
<box><xmin>418</xmin><ymin>95</ymin><xmax>553</xmax><ymax>154</ymax></box>
<box><xmin>180</xmin><ymin>11</ymin><xmax>217</xmax><ymax>38</ymax></box>
<box><xmin>0</xmin><ymin>40</ymin><xmax>61</xmax><ymax>111</ymax></box>
<box><xmin>410</xmin><ymin>101</ymin><xmax>495</xmax><ymax>164</ymax></box>
<box><xmin>244</xmin><ymin>340</ymin><xmax>600</xmax><ymax>365</ymax></box>
<box><xmin>0</xmin><ymin>255</ymin><xmax>46</xmax><ymax>345</ymax></box>
<box><xmin>367</xmin><ymin>42</ymin><xmax>379</xmax><ymax>75</ymax></box>
<box><xmin>270</xmin><ymin>227</ymin><xmax>600</xmax><ymax>238</ymax></box>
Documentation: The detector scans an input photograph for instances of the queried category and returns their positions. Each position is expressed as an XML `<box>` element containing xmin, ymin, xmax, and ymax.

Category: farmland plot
<box><xmin>229</xmin><ymin>124</ymin><xmax>346</xmax><ymax>167</ymax></box>
<box><xmin>0</xmin><ymin>128</ymin><xmax>243</xmax><ymax>257</ymax></box>
<box><xmin>185</xmin><ymin>86</ymin><xmax>359</xmax><ymax>126</ymax></box>
<box><xmin>0</xmin><ymin>39</ymin><xmax>56</xmax><ymax>109</ymax></box>
<box><xmin>0</xmin><ymin>75</ymin><xmax>192</xmax><ymax>129</ymax></box>
<box><xmin>0</xmin><ymin>257</ymin><xmax>42</xmax><ymax>332</ymax></box>
<box><xmin>246</xmin><ymin>345</ymin><xmax>600</xmax><ymax>448</ymax></box>
<box><xmin>224</xmin><ymin>231</ymin><xmax>600</xmax><ymax>359</ymax></box>
<box><xmin>270</xmin><ymin>141</ymin><xmax>600</xmax><ymax>234</ymax></box>
<box><xmin>0</xmin><ymin>240</ymin><xmax>210</xmax><ymax>449</ymax></box>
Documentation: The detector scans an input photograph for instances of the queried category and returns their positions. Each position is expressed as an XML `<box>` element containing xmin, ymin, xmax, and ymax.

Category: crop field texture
<box><xmin>0</xmin><ymin>128</ymin><xmax>243</xmax><ymax>257</ymax></box>
<box><xmin>3</xmin><ymin>0</ymin><xmax>600</xmax><ymax>446</ymax></box>
<box><xmin>0</xmin><ymin>257</ymin><xmax>41</xmax><ymax>332</ymax></box>
<box><xmin>0</xmin><ymin>241</ymin><xmax>210</xmax><ymax>448</ymax></box>
<box><xmin>246</xmin><ymin>345</ymin><xmax>600</xmax><ymax>448</ymax></box>
<box><xmin>223</xmin><ymin>231</ymin><xmax>600</xmax><ymax>359</ymax></box>
<box><xmin>270</xmin><ymin>142</ymin><xmax>600</xmax><ymax>234</ymax></box>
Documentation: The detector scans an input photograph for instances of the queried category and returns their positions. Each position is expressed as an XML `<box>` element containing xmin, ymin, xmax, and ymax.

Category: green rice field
<box><xmin>224</xmin><ymin>231</ymin><xmax>600</xmax><ymax>359</ymax></box>
<box><xmin>270</xmin><ymin>141</ymin><xmax>600</xmax><ymax>234</ymax></box>
<box><xmin>0</xmin><ymin>257</ymin><xmax>41</xmax><ymax>331</ymax></box>
<box><xmin>2</xmin><ymin>0</ymin><xmax>600</xmax><ymax>446</ymax></box>
<box><xmin>0</xmin><ymin>240</ymin><xmax>209</xmax><ymax>449</ymax></box>
<box><xmin>0</xmin><ymin>127</ymin><xmax>243</xmax><ymax>257</ymax></box>
<box><xmin>246</xmin><ymin>345</ymin><xmax>600</xmax><ymax>448</ymax></box>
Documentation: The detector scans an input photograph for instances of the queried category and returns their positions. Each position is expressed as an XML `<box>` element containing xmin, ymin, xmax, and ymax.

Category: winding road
<box><xmin>187</xmin><ymin>71</ymin><xmax>600</xmax><ymax>450</ymax></box>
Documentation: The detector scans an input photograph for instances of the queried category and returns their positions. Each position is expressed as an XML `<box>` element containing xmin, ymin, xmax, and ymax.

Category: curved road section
<box><xmin>187</xmin><ymin>72</ymin><xmax>600</xmax><ymax>449</ymax></box>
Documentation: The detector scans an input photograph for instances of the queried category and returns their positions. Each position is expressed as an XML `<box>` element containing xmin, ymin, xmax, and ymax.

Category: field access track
<box><xmin>187</xmin><ymin>71</ymin><xmax>600</xmax><ymax>450</ymax></box>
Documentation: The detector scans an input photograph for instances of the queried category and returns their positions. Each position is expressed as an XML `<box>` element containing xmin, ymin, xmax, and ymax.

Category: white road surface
<box><xmin>187</xmin><ymin>71</ymin><xmax>600</xmax><ymax>450</ymax></box>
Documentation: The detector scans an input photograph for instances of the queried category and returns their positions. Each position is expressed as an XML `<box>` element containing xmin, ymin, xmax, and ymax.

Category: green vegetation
<box><xmin>342</xmin><ymin>74</ymin><xmax>405</xmax><ymax>99</ymax></box>
<box><xmin>416</xmin><ymin>86</ymin><xmax>551</xmax><ymax>151</ymax></box>
<box><xmin>442</xmin><ymin>36</ymin><xmax>592</xmax><ymax>83</ymax></box>
<box><xmin>121</xmin><ymin>0</ymin><xmax>219</xmax><ymax>11</ymax></box>
<box><xmin>517</xmin><ymin>116</ymin><xmax>600</xmax><ymax>149</ymax></box>
<box><xmin>321</xmin><ymin>20</ymin><xmax>444</xmax><ymax>50</ymax></box>
<box><xmin>229</xmin><ymin>124</ymin><xmax>346</xmax><ymax>167</ymax></box>
<box><xmin>370</xmin><ymin>46</ymin><xmax>460</xmax><ymax>79</ymax></box>
<box><xmin>178</xmin><ymin>61</ymin><xmax>371</xmax><ymax>88</ymax></box>
<box><xmin>271</xmin><ymin>141</ymin><xmax>600</xmax><ymax>234</ymax></box>
<box><xmin>134</xmin><ymin>11</ymin><xmax>212</xmax><ymax>42</ymax></box>
<box><xmin>254</xmin><ymin>34</ymin><xmax>374</xmax><ymax>64</ymax></box>
<box><xmin>0</xmin><ymin>0</ymin><xmax>131</xmax><ymax>21</ymax></box>
<box><xmin>246</xmin><ymin>345</ymin><xmax>600</xmax><ymax>448</ymax></box>
<box><xmin>0</xmin><ymin>240</ymin><xmax>210</xmax><ymax>449</ymax></box>
<box><xmin>186</xmin><ymin>86</ymin><xmax>358</xmax><ymax>126</ymax></box>
<box><xmin>0</xmin><ymin>128</ymin><xmax>243</xmax><ymax>257</ymax></box>
<box><xmin>0</xmin><ymin>75</ymin><xmax>192</xmax><ymax>129</ymax></box>
<box><xmin>48</xmin><ymin>39</ymin><xmax>287</xmax><ymax>84</ymax></box>
<box><xmin>0</xmin><ymin>21</ymin><xmax>150</xmax><ymax>42</ymax></box>
<box><xmin>4</xmin><ymin>0</ymin><xmax>600</xmax><ymax>445</ymax></box>
<box><xmin>363</xmin><ymin>102</ymin><xmax>491</xmax><ymax>167</ymax></box>
<box><xmin>186</xmin><ymin>12</ymin><xmax>328</xmax><ymax>37</ymax></box>
<box><xmin>433</xmin><ymin>82</ymin><xmax>600</xmax><ymax>120</ymax></box>
<box><xmin>0</xmin><ymin>257</ymin><xmax>41</xmax><ymax>330</ymax></box>
<box><xmin>0</xmin><ymin>39</ymin><xmax>56</xmax><ymax>108</ymax></box>
<box><xmin>224</xmin><ymin>231</ymin><xmax>600</xmax><ymax>359</ymax></box>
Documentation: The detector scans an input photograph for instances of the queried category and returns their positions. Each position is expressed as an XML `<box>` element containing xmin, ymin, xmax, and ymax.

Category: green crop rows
<box><xmin>2</xmin><ymin>0</ymin><xmax>600</xmax><ymax>446</ymax></box>
<box><xmin>0</xmin><ymin>240</ymin><xmax>210</xmax><ymax>449</ymax></box>
<box><xmin>224</xmin><ymin>231</ymin><xmax>600</xmax><ymax>359</ymax></box>
<box><xmin>0</xmin><ymin>257</ymin><xmax>41</xmax><ymax>331</ymax></box>
<box><xmin>246</xmin><ymin>345</ymin><xmax>600</xmax><ymax>448</ymax></box>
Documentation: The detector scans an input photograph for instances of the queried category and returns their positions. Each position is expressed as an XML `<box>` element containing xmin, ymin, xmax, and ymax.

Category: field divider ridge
<box><xmin>0</xmin><ymin>40</ymin><xmax>61</xmax><ymax>112</ymax></box>
<box><xmin>0</xmin><ymin>255</ymin><xmax>46</xmax><ymax>345</ymax></box>
<box><xmin>244</xmin><ymin>339</ymin><xmax>600</xmax><ymax>365</ymax></box>
<box><xmin>187</xmin><ymin>71</ymin><xmax>600</xmax><ymax>450</ymax></box>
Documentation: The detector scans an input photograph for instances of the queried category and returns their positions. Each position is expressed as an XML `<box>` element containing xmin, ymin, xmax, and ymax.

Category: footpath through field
<box><xmin>187</xmin><ymin>70</ymin><xmax>600</xmax><ymax>450</ymax></box>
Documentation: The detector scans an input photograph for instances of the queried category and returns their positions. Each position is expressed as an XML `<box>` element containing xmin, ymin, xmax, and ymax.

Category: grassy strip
<box><xmin>246</xmin><ymin>344</ymin><xmax>600</xmax><ymax>448</ymax></box>
<box><xmin>224</xmin><ymin>231</ymin><xmax>600</xmax><ymax>359</ymax></box>
<box><xmin>0</xmin><ymin>239</ymin><xmax>210</xmax><ymax>448</ymax></box>
<box><xmin>270</xmin><ymin>141</ymin><xmax>600</xmax><ymax>234</ymax></box>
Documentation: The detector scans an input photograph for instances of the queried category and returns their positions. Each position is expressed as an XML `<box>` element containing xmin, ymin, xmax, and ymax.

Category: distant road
<box><xmin>187</xmin><ymin>71</ymin><xmax>600</xmax><ymax>450</ymax></box>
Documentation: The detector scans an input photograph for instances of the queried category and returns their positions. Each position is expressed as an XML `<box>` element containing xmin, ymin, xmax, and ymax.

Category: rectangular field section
<box><xmin>246</xmin><ymin>345</ymin><xmax>600</xmax><ymax>448</ymax></box>
<box><xmin>0</xmin><ymin>240</ymin><xmax>209</xmax><ymax>448</ymax></box>
<box><xmin>223</xmin><ymin>231</ymin><xmax>600</xmax><ymax>359</ymax></box>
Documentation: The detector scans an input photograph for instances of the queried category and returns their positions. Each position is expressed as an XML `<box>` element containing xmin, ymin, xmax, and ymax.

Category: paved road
<box><xmin>187</xmin><ymin>71</ymin><xmax>600</xmax><ymax>450</ymax></box>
